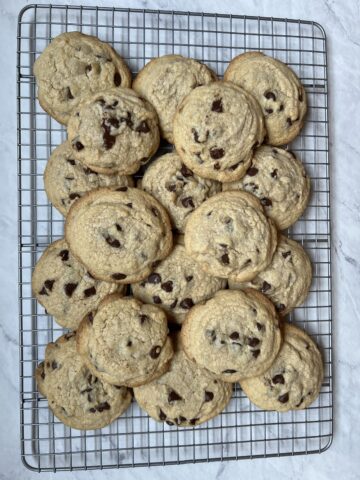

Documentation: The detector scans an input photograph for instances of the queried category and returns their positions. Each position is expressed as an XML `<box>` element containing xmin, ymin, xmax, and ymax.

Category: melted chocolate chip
<box><xmin>261</xmin><ymin>281</ymin><xmax>271</xmax><ymax>293</ymax></box>
<box><xmin>261</xmin><ymin>197</ymin><xmax>272</xmax><ymax>207</ymax></box>
<box><xmin>181</xmin><ymin>196</ymin><xmax>195</xmax><ymax>208</ymax></box>
<box><xmin>59</xmin><ymin>249</ymin><xmax>69</xmax><ymax>261</ymax></box>
<box><xmin>248</xmin><ymin>337</ymin><xmax>260</xmax><ymax>347</ymax></box>
<box><xmin>180</xmin><ymin>164</ymin><xmax>193</xmax><ymax>177</ymax></box>
<box><xmin>64</xmin><ymin>282</ymin><xmax>78</xmax><ymax>297</ymax></box>
<box><xmin>179</xmin><ymin>298</ymin><xmax>194</xmax><ymax>309</ymax></box>
<box><xmin>114</xmin><ymin>72</ymin><xmax>122</xmax><ymax>86</ymax></box>
<box><xmin>252</xmin><ymin>349</ymin><xmax>261</xmax><ymax>358</ymax></box>
<box><xmin>185</xmin><ymin>275</ymin><xmax>193</xmax><ymax>282</ymax></box>
<box><xmin>153</xmin><ymin>295</ymin><xmax>162</xmax><ymax>304</ymax></box>
<box><xmin>67</xmin><ymin>158</ymin><xmax>76</xmax><ymax>165</ymax></box>
<box><xmin>265</xmin><ymin>108</ymin><xmax>274</xmax><ymax>114</ymax></box>
<box><xmin>204</xmin><ymin>391</ymin><xmax>214</xmax><ymax>402</ymax></box>
<box><xmin>44</xmin><ymin>279</ymin><xmax>55</xmax><ymax>291</ymax></box>
<box><xmin>210</xmin><ymin>147</ymin><xmax>225</xmax><ymax>159</ymax></box>
<box><xmin>119</xmin><ymin>111</ymin><xmax>133</xmax><ymax>127</ymax></box>
<box><xmin>229</xmin><ymin>331</ymin><xmax>239</xmax><ymax>340</ymax></box>
<box><xmin>84</xmin><ymin>286</ymin><xmax>96</xmax><ymax>298</ymax></box>
<box><xmin>150</xmin><ymin>345</ymin><xmax>161</xmax><ymax>358</ymax></box>
<box><xmin>105</xmin><ymin>236</ymin><xmax>121</xmax><ymax>248</ymax></box>
<box><xmin>211</xmin><ymin>98</ymin><xmax>223</xmax><ymax>112</ymax></box>
<box><xmin>161</xmin><ymin>281</ymin><xmax>173</xmax><ymax>292</ymax></box>
<box><xmin>101</xmin><ymin>120</ymin><xmax>116</xmax><ymax>150</ymax></box>
<box><xmin>271</xmin><ymin>169</ymin><xmax>278</xmax><ymax>179</ymax></box>
<box><xmin>264</xmin><ymin>91</ymin><xmax>276</xmax><ymax>101</ymax></box>
<box><xmin>108</xmin><ymin>117</ymin><xmax>120</xmax><ymax>128</ymax></box>
<box><xmin>256</xmin><ymin>322</ymin><xmax>264</xmax><ymax>331</ymax></box>
<box><xmin>272</xmin><ymin>374</ymin><xmax>285</xmax><ymax>384</ymax></box>
<box><xmin>222</xmin><ymin>369</ymin><xmax>237</xmax><ymax>374</ymax></box>
<box><xmin>169</xmin><ymin>298</ymin><xmax>178</xmax><ymax>309</ymax></box>
<box><xmin>148</xmin><ymin>273</ymin><xmax>161</xmax><ymax>284</ymax></box>
<box><xmin>282</xmin><ymin>251</ymin><xmax>291</xmax><ymax>259</ymax></box>
<box><xmin>159</xmin><ymin>409</ymin><xmax>167</xmax><ymax>420</ymax></box>
<box><xmin>221</xmin><ymin>253</ymin><xmax>230</xmax><ymax>265</ymax></box>
<box><xmin>278</xmin><ymin>393</ymin><xmax>289</xmax><ymax>403</ymax></box>
<box><xmin>246</xmin><ymin>167</ymin><xmax>258</xmax><ymax>176</ymax></box>
<box><xmin>73</xmin><ymin>141</ymin><xmax>84</xmax><ymax>151</ymax></box>
<box><xmin>111</xmin><ymin>273</ymin><xmax>127</xmax><ymax>280</ymax></box>
<box><xmin>168</xmin><ymin>390</ymin><xmax>183</xmax><ymax>402</ymax></box>
<box><xmin>96</xmin><ymin>401</ymin><xmax>111</xmax><ymax>412</ymax></box>
<box><xmin>136</xmin><ymin>121</ymin><xmax>150</xmax><ymax>133</ymax></box>
<box><xmin>69</xmin><ymin>192</ymin><xmax>81</xmax><ymax>200</ymax></box>
<box><xmin>139</xmin><ymin>314</ymin><xmax>149</xmax><ymax>324</ymax></box>
<box><xmin>213</xmin><ymin>162</ymin><xmax>221</xmax><ymax>170</ymax></box>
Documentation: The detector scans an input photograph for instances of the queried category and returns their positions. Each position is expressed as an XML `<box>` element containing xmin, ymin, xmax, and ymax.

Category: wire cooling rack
<box><xmin>17</xmin><ymin>4</ymin><xmax>332</xmax><ymax>472</ymax></box>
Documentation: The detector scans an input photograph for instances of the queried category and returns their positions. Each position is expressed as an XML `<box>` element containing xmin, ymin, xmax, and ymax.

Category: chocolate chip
<box><xmin>181</xmin><ymin>196</ymin><xmax>195</xmax><ymax>208</ymax></box>
<box><xmin>265</xmin><ymin>108</ymin><xmax>273</xmax><ymax>114</ymax></box>
<box><xmin>127</xmin><ymin>340</ymin><xmax>132</xmax><ymax>347</ymax></box>
<box><xmin>169</xmin><ymin>298</ymin><xmax>178</xmax><ymax>309</ymax></box>
<box><xmin>83</xmin><ymin>166</ymin><xmax>97</xmax><ymax>175</ymax></box>
<box><xmin>277</xmin><ymin>304</ymin><xmax>286</xmax><ymax>312</ymax></box>
<box><xmin>119</xmin><ymin>111</ymin><xmax>133</xmax><ymax>127</ymax></box>
<box><xmin>252</xmin><ymin>349</ymin><xmax>261</xmax><ymax>358</ymax></box>
<box><xmin>229</xmin><ymin>161</ymin><xmax>243</xmax><ymax>171</ymax></box>
<box><xmin>150</xmin><ymin>345</ymin><xmax>161</xmax><ymax>358</ymax></box>
<box><xmin>111</xmin><ymin>273</ymin><xmax>127</xmax><ymax>280</ymax></box>
<box><xmin>256</xmin><ymin>322</ymin><xmax>264</xmax><ymax>331</ymax></box>
<box><xmin>89</xmin><ymin>407</ymin><xmax>96</xmax><ymax>413</ymax></box>
<box><xmin>168</xmin><ymin>390</ymin><xmax>182</xmax><ymax>402</ymax></box>
<box><xmin>185</xmin><ymin>275</ymin><xmax>193</xmax><ymax>282</ymax></box>
<box><xmin>67</xmin><ymin>158</ymin><xmax>76</xmax><ymax>165</ymax></box>
<box><xmin>64</xmin><ymin>282</ymin><xmax>78</xmax><ymax>297</ymax></box>
<box><xmin>210</xmin><ymin>147</ymin><xmax>225</xmax><ymax>159</ymax></box>
<box><xmin>125</xmin><ymin>203</ymin><xmax>132</xmax><ymax>208</ymax></box>
<box><xmin>179</xmin><ymin>298</ymin><xmax>194</xmax><ymax>309</ymax></box>
<box><xmin>108</xmin><ymin>117</ymin><xmax>120</xmax><ymax>129</ymax></box>
<box><xmin>161</xmin><ymin>281</ymin><xmax>173</xmax><ymax>292</ymax></box>
<box><xmin>159</xmin><ymin>409</ymin><xmax>167</xmax><ymax>420</ymax></box>
<box><xmin>298</xmin><ymin>89</ymin><xmax>303</xmax><ymax>102</ymax></box>
<box><xmin>286</xmin><ymin>117</ymin><xmax>293</xmax><ymax>127</ymax></box>
<box><xmin>229</xmin><ymin>332</ymin><xmax>239</xmax><ymax>340</ymax></box>
<box><xmin>261</xmin><ymin>281</ymin><xmax>271</xmax><ymax>293</ymax></box>
<box><xmin>166</xmin><ymin>184</ymin><xmax>176</xmax><ymax>192</ymax></box>
<box><xmin>296</xmin><ymin>397</ymin><xmax>304</xmax><ymax>407</ymax></box>
<box><xmin>195</xmin><ymin>152</ymin><xmax>204</xmax><ymax>164</ymax></box>
<box><xmin>189</xmin><ymin>418</ymin><xmax>198</xmax><ymax>425</ymax></box>
<box><xmin>271</xmin><ymin>169</ymin><xmax>278</xmax><ymax>179</ymax></box>
<box><xmin>66</xmin><ymin>87</ymin><xmax>74</xmax><ymax>100</ymax></box>
<box><xmin>278</xmin><ymin>393</ymin><xmax>289</xmax><ymax>403</ymax></box>
<box><xmin>180</xmin><ymin>163</ymin><xmax>193</xmax><ymax>177</ymax></box>
<box><xmin>116</xmin><ymin>186</ymin><xmax>128</xmax><ymax>192</ymax></box>
<box><xmin>177</xmin><ymin>416</ymin><xmax>187</xmax><ymax>424</ymax></box>
<box><xmin>139</xmin><ymin>314</ymin><xmax>149</xmax><ymax>324</ymax></box>
<box><xmin>51</xmin><ymin>361</ymin><xmax>58</xmax><ymax>369</ymax></box>
<box><xmin>68</xmin><ymin>193</ymin><xmax>81</xmax><ymax>201</ymax></box>
<box><xmin>204</xmin><ymin>391</ymin><xmax>214</xmax><ymax>402</ymax></box>
<box><xmin>211</xmin><ymin>98</ymin><xmax>223</xmax><ymax>112</ymax></box>
<box><xmin>272</xmin><ymin>374</ymin><xmax>285</xmax><ymax>384</ymax></box>
<box><xmin>73</xmin><ymin>141</ymin><xmax>84</xmax><ymax>151</ymax></box>
<box><xmin>213</xmin><ymin>162</ymin><xmax>221</xmax><ymax>170</ymax></box>
<box><xmin>221</xmin><ymin>253</ymin><xmax>230</xmax><ymax>265</ymax></box>
<box><xmin>151</xmin><ymin>207</ymin><xmax>159</xmax><ymax>217</ymax></box>
<box><xmin>153</xmin><ymin>295</ymin><xmax>162</xmax><ymax>304</ymax></box>
<box><xmin>260</xmin><ymin>197</ymin><xmax>272</xmax><ymax>207</ymax></box>
<box><xmin>114</xmin><ymin>72</ymin><xmax>122</xmax><ymax>86</ymax></box>
<box><xmin>105</xmin><ymin>236</ymin><xmax>121</xmax><ymax>248</ymax></box>
<box><xmin>279</xmin><ymin>104</ymin><xmax>284</xmax><ymax>111</ymax></box>
<box><xmin>115</xmin><ymin>223</ymin><xmax>122</xmax><ymax>232</ymax></box>
<box><xmin>59</xmin><ymin>249</ymin><xmax>69</xmax><ymax>261</ymax></box>
<box><xmin>246</xmin><ymin>166</ymin><xmax>258</xmax><ymax>176</ymax></box>
<box><xmin>264</xmin><ymin>91</ymin><xmax>276</xmax><ymax>101</ymax></box>
<box><xmin>192</xmin><ymin>128</ymin><xmax>200</xmax><ymax>143</ymax></box>
<box><xmin>136</xmin><ymin>121</ymin><xmax>150</xmax><ymax>133</ymax></box>
<box><xmin>81</xmin><ymin>387</ymin><xmax>93</xmax><ymax>394</ymax></box>
<box><xmin>248</xmin><ymin>338</ymin><xmax>260</xmax><ymax>348</ymax></box>
<box><xmin>101</xmin><ymin>120</ymin><xmax>116</xmax><ymax>150</ymax></box>
<box><xmin>87</xmin><ymin>312</ymin><xmax>94</xmax><ymax>324</ymax></box>
<box><xmin>40</xmin><ymin>370</ymin><xmax>45</xmax><ymax>380</ymax></box>
<box><xmin>222</xmin><ymin>369</ymin><xmax>237</xmax><ymax>374</ymax></box>
<box><xmin>44</xmin><ymin>279</ymin><xmax>55</xmax><ymax>291</ymax></box>
<box><xmin>96</xmin><ymin>401</ymin><xmax>111</xmax><ymax>412</ymax></box>
<box><xmin>84</xmin><ymin>286</ymin><xmax>96</xmax><ymax>298</ymax></box>
<box><xmin>148</xmin><ymin>273</ymin><xmax>161</xmax><ymax>284</ymax></box>
<box><xmin>282</xmin><ymin>251</ymin><xmax>291</xmax><ymax>259</ymax></box>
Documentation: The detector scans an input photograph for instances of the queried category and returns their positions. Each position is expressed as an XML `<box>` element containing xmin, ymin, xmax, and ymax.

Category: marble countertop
<box><xmin>1</xmin><ymin>0</ymin><xmax>359</xmax><ymax>478</ymax></box>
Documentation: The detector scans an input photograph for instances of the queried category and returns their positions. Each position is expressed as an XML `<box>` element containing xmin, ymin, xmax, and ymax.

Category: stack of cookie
<box><xmin>33</xmin><ymin>32</ymin><xmax>323</xmax><ymax>431</ymax></box>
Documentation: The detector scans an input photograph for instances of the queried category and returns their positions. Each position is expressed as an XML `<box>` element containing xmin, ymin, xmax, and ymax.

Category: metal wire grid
<box><xmin>17</xmin><ymin>4</ymin><xmax>332</xmax><ymax>472</ymax></box>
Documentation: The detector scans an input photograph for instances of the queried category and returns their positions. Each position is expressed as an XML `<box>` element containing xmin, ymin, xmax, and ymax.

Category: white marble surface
<box><xmin>1</xmin><ymin>0</ymin><xmax>360</xmax><ymax>478</ymax></box>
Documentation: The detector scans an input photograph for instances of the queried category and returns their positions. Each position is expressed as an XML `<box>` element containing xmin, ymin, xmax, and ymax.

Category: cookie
<box><xmin>139</xmin><ymin>152</ymin><xmax>221</xmax><ymax>232</ymax></box>
<box><xmin>36</xmin><ymin>332</ymin><xmax>131</xmax><ymax>430</ymax></box>
<box><xmin>133</xmin><ymin>55</ymin><xmax>216</xmax><ymax>143</ymax></box>
<box><xmin>173</xmin><ymin>81</ymin><xmax>265</xmax><ymax>182</ymax></box>
<box><xmin>32</xmin><ymin>239</ymin><xmax>121</xmax><ymax>330</ymax></box>
<box><xmin>67</xmin><ymin>88</ymin><xmax>160</xmax><ymax>175</ymax></box>
<box><xmin>184</xmin><ymin>190</ymin><xmax>278</xmax><ymax>282</ymax></box>
<box><xmin>65</xmin><ymin>187</ymin><xmax>173</xmax><ymax>284</ymax></box>
<box><xmin>229</xmin><ymin>235</ymin><xmax>312</xmax><ymax>316</ymax></box>
<box><xmin>134</xmin><ymin>334</ymin><xmax>233</xmax><ymax>427</ymax></box>
<box><xmin>77</xmin><ymin>294</ymin><xmax>173</xmax><ymax>387</ymax></box>
<box><xmin>181</xmin><ymin>289</ymin><xmax>281</xmax><ymax>382</ymax></box>
<box><xmin>224</xmin><ymin>52</ymin><xmax>307</xmax><ymax>146</ymax></box>
<box><xmin>44</xmin><ymin>141</ymin><xmax>134</xmax><ymax>216</ymax></box>
<box><xmin>240</xmin><ymin>323</ymin><xmax>323</xmax><ymax>411</ymax></box>
<box><xmin>131</xmin><ymin>241</ymin><xmax>226</xmax><ymax>324</ymax></box>
<box><xmin>223</xmin><ymin>146</ymin><xmax>310</xmax><ymax>230</ymax></box>
<box><xmin>34</xmin><ymin>32</ymin><xmax>131</xmax><ymax>125</ymax></box>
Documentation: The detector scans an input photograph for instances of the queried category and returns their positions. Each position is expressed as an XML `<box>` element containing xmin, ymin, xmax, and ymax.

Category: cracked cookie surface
<box><xmin>224</xmin><ymin>52</ymin><xmax>306</xmax><ymax>146</ymax></box>
<box><xmin>223</xmin><ymin>146</ymin><xmax>310</xmax><ymax>230</ymax></box>
<box><xmin>32</xmin><ymin>238</ymin><xmax>121</xmax><ymax>330</ymax></box>
<box><xmin>34</xmin><ymin>32</ymin><xmax>131</xmax><ymax>125</ymax></box>
<box><xmin>44</xmin><ymin>141</ymin><xmax>133</xmax><ymax>216</ymax></box>
<box><xmin>134</xmin><ymin>334</ymin><xmax>233</xmax><ymax>426</ymax></box>
<box><xmin>181</xmin><ymin>289</ymin><xmax>281</xmax><ymax>382</ymax></box>
<box><xmin>67</xmin><ymin>88</ymin><xmax>160</xmax><ymax>175</ymax></box>
<box><xmin>173</xmin><ymin>81</ymin><xmax>265</xmax><ymax>182</ymax></box>
<box><xmin>240</xmin><ymin>323</ymin><xmax>323</xmax><ymax>411</ymax></box>
<box><xmin>35</xmin><ymin>333</ymin><xmax>131</xmax><ymax>430</ymax></box>
<box><xmin>65</xmin><ymin>187</ymin><xmax>173</xmax><ymax>284</ymax></box>
<box><xmin>184</xmin><ymin>190</ymin><xmax>278</xmax><ymax>282</ymax></box>
<box><xmin>133</xmin><ymin>54</ymin><xmax>216</xmax><ymax>143</ymax></box>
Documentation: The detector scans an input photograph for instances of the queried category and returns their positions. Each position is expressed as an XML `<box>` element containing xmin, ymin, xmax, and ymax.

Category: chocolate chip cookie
<box><xmin>34</xmin><ymin>32</ymin><xmax>132</xmax><ymax>125</ymax></box>
<box><xmin>181</xmin><ymin>289</ymin><xmax>281</xmax><ymax>382</ymax></box>
<box><xmin>223</xmin><ymin>146</ymin><xmax>310</xmax><ymax>230</ymax></box>
<box><xmin>32</xmin><ymin>239</ymin><xmax>121</xmax><ymax>330</ymax></box>
<box><xmin>134</xmin><ymin>334</ymin><xmax>233</xmax><ymax>427</ymax></box>
<box><xmin>65</xmin><ymin>187</ymin><xmax>173</xmax><ymax>284</ymax></box>
<box><xmin>67</xmin><ymin>88</ymin><xmax>160</xmax><ymax>175</ymax></box>
<box><xmin>184</xmin><ymin>190</ymin><xmax>278</xmax><ymax>282</ymax></box>
<box><xmin>229</xmin><ymin>235</ymin><xmax>312</xmax><ymax>316</ymax></box>
<box><xmin>44</xmin><ymin>140</ymin><xmax>134</xmax><ymax>216</ymax></box>
<box><xmin>139</xmin><ymin>152</ymin><xmax>221</xmax><ymax>232</ymax></box>
<box><xmin>132</xmin><ymin>241</ymin><xmax>226</xmax><ymax>324</ymax></box>
<box><xmin>133</xmin><ymin>55</ymin><xmax>216</xmax><ymax>143</ymax></box>
<box><xmin>173</xmin><ymin>82</ymin><xmax>265</xmax><ymax>182</ymax></box>
<box><xmin>77</xmin><ymin>294</ymin><xmax>173</xmax><ymax>387</ymax></box>
<box><xmin>224</xmin><ymin>52</ymin><xmax>307</xmax><ymax>146</ymax></box>
<box><xmin>240</xmin><ymin>323</ymin><xmax>323</xmax><ymax>411</ymax></box>
<box><xmin>36</xmin><ymin>332</ymin><xmax>131</xmax><ymax>430</ymax></box>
